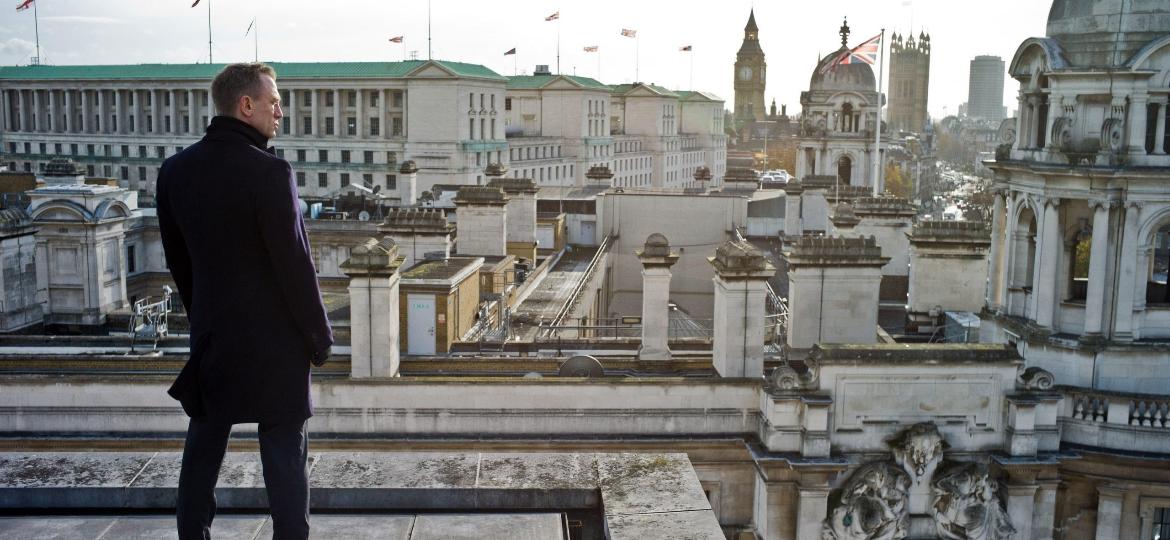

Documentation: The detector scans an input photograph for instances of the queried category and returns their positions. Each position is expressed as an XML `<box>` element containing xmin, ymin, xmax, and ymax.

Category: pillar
<box><xmin>1094</xmin><ymin>486</ymin><xmax>1125</xmax><ymax>540</ymax></box>
<box><xmin>63</xmin><ymin>90</ymin><xmax>73</xmax><ymax>133</ymax></box>
<box><xmin>1114</xmin><ymin>202</ymin><xmax>1142</xmax><ymax>340</ymax></box>
<box><xmin>987</xmin><ymin>190</ymin><xmax>1006</xmax><ymax>309</ymax></box>
<box><xmin>355</xmin><ymin>88</ymin><xmax>364</xmax><ymax>138</ymax></box>
<box><xmin>1034</xmin><ymin>197</ymin><xmax>1061</xmax><ymax>329</ymax></box>
<box><xmin>288</xmin><ymin>87</ymin><xmax>298</xmax><ymax>136</ymax></box>
<box><xmin>709</xmin><ymin>240</ymin><xmax>776</xmax><ymax>378</ymax></box>
<box><xmin>795</xmin><ymin>484</ymin><xmax>831</xmax><ymax>540</ymax></box>
<box><xmin>1005</xmin><ymin>483</ymin><xmax>1038</xmax><ymax>540</ymax></box>
<box><xmin>637</xmin><ymin>234</ymin><xmax>679</xmax><ymax>361</ymax></box>
<box><xmin>151</xmin><ymin>89</ymin><xmax>161</xmax><ymax>134</ymax></box>
<box><xmin>31</xmin><ymin>90</ymin><xmax>40</xmax><ymax>132</ymax></box>
<box><xmin>115</xmin><ymin>89</ymin><xmax>125</xmax><ymax>134</ymax></box>
<box><xmin>17</xmin><ymin>90</ymin><xmax>27</xmax><ymax>131</ymax></box>
<box><xmin>332</xmin><ymin>89</ymin><xmax>341</xmax><ymax>138</ymax></box>
<box><xmin>1033</xmin><ymin>480</ymin><xmax>1059</xmax><ymax>540</ymax></box>
<box><xmin>187</xmin><ymin>89</ymin><xmax>200</xmax><ymax>134</ymax></box>
<box><xmin>96</xmin><ymin>90</ymin><xmax>106</xmax><ymax>133</ymax></box>
<box><xmin>310</xmin><ymin>89</ymin><xmax>319</xmax><ymax>137</ymax></box>
<box><xmin>379</xmin><ymin>88</ymin><xmax>388</xmax><ymax>139</ymax></box>
<box><xmin>1129</xmin><ymin>94</ymin><xmax>1149</xmax><ymax>156</ymax></box>
<box><xmin>341</xmin><ymin>237</ymin><xmax>404</xmax><ymax>378</ymax></box>
<box><xmin>1155</xmin><ymin>99</ymin><xmax>1167</xmax><ymax>155</ymax></box>
<box><xmin>1083</xmin><ymin>201</ymin><xmax>1112</xmax><ymax>337</ymax></box>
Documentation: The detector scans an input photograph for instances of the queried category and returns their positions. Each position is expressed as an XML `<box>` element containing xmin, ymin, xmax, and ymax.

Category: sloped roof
<box><xmin>0</xmin><ymin>60</ymin><xmax>505</xmax><ymax>81</ymax></box>
<box><xmin>506</xmin><ymin>74</ymin><xmax>610</xmax><ymax>90</ymax></box>
<box><xmin>609</xmin><ymin>83</ymin><xmax>678</xmax><ymax>97</ymax></box>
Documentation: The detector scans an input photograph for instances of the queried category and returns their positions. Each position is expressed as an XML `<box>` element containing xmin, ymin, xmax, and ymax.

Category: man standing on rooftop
<box><xmin>157</xmin><ymin>63</ymin><xmax>333</xmax><ymax>540</ymax></box>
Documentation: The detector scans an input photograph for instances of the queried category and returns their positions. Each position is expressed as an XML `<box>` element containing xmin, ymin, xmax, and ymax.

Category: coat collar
<box><xmin>203</xmin><ymin>115</ymin><xmax>275</xmax><ymax>154</ymax></box>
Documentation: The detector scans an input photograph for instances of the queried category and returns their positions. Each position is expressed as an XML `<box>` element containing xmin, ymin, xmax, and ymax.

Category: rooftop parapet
<box><xmin>453</xmin><ymin>186</ymin><xmax>508</xmax><ymax>206</ymax></box>
<box><xmin>787</xmin><ymin>235</ymin><xmax>890</xmax><ymax>266</ymax></box>
<box><xmin>378</xmin><ymin>208</ymin><xmax>452</xmax><ymax>233</ymax></box>
<box><xmin>807</xmin><ymin>342</ymin><xmax>1022</xmax><ymax>365</ymax></box>
<box><xmin>486</xmin><ymin>177</ymin><xmax>538</xmax><ymax>195</ymax></box>
<box><xmin>723</xmin><ymin>167</ymin><xmax>759</xmax><ymax>185</ymax></box>
<box><xmin>908</xmin><ymin>220</ymin><xmax>992</xmax><ymax>244</ymax></box>
<box><xmin>708</xmin><ymin>239</ymin><xmax>775</xmax><ymax>277</ymax></box>
<box><xmin>826</xmin><ymin>185</ymin><xmax>873</xmax><ymax>202</ymax></box>
<box><xmin>853</xmin><ymin>196</ymin><xmax>916</xmax><ymax>216</ymax></box>
<box><xmin>42</xmin><ymin>158</ymin><xmax>86</xmax><ymax>186</ymax></box>
<box><xmin>830</xmin><ymin>203</ymin><xmax>860</xmax><ymax>228</ymax></box>
<box><xmin>801</xmin><ymin>175</ymin><xmax>837</xmax><ymax>190</ymax></box>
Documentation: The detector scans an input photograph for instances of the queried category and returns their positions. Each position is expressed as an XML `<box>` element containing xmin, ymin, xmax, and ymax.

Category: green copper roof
<box><xmin>608</xmin><ymin>83</ymin><xmax>678</xmax><ymax>97</ymax></box>
<box><xmin>675</xmin><ymin>90</ymin><xmax>724</xmax><ymax>102</ymax></box>
<box><xmin>506</xmin><ymin>74</ymin><xmax>610</xmax><ymax>90</ymax></box>
<box><xmin>0</xmin><ymin>60</ymin><xmax>505</xmax><ymax>81</ymax></box>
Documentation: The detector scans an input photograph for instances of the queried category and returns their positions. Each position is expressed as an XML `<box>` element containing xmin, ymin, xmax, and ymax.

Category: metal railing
<box><xmin>542</xmin><ymin>235</ymin><xmax>612</xmax><ymax>336</ymax></box>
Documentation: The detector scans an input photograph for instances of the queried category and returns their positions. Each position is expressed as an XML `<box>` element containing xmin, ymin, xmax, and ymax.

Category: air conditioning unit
<box><xmin>943</xmin><ymin>311</ymin><xmax>981</xmax><ymax>343</ymax></box>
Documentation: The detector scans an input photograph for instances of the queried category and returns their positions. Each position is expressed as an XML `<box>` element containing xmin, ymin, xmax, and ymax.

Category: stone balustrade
<box><xmin>1059</xmin><ymin>385</ymin><xmax>1170</xmax><ymax>454</ymax></box>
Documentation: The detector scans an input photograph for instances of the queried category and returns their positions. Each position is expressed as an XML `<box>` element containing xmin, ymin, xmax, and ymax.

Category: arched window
<box><xmin>1008</xmin><ymin>206</ymin><xmax>1038</xmax><ymax>317</ymax></box>
<box><xmin>1067</xmin><ymin>220</ymin><xmax>1091</xmax><ymax>302</ymax></box>
<box><xmin>1035</xmin><ymin>76</ymin><xmax>1049</xmax><ymax>149</ymax></box>
<box><xmin>837</xmin><ymin>155</ymin><xmax>853</xmax><ymax>185</ymax></box>
<box><xmin>841</xmin><ymin>103</ymin><xmax>854</xmax><ymax>132</ymax></box>
<box><xmin>1149</xmin><ymin>222</ymin><xmax>1170</xmax><ymax>305</ymax></box>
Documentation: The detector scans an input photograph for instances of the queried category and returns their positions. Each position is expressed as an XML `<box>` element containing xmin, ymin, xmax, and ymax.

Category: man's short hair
<box><xmin>211</xmin><ymin>63</ymin><xmax>277</xmax><ymax>115</ymax></box>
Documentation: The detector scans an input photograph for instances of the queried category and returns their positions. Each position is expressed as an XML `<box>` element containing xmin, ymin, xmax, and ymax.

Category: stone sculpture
<box><xmin>931</xmin><ymin>462</ymin><xmax>1016</xmax><ymax>540</ymax></box>
<box><xmin>888</xmin><ymin>422</ymin><xmax>946</xmax><ymax>485</ymax></box>
<box><xmin>821</xmin><ymin>463</ymin><xmax>910</xmax><ymax>540</ymax></box>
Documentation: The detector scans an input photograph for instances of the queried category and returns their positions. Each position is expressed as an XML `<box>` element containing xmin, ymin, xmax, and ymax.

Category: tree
<box><xmin>884</xmin><ymin>163</ymin><xmax>910</xmax><ymax>198</ymax></box>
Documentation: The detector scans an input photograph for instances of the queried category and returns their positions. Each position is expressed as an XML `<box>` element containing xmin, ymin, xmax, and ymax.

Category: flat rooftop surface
<box><xmin>511</xmin><ymin>247</ymin><xmax>600</xmax><ymax>340</ymax></box>
<box><xmin>0</xmin><ymin>513</ymin><xmax>565</xmax><ymax>540</ymax></box>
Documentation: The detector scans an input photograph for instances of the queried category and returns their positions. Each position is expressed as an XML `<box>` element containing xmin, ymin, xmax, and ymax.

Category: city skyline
<box><xmin>0</xmin><ymin>0</ymin><xmax>1050</xmax><ymax>122</ymax></box>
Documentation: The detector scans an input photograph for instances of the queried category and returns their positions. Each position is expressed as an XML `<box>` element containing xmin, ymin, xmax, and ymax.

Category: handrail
<box><xmin>544</xmin><ymin>235</ymin><xmax>613</xmax><ymax>335</ymax></box>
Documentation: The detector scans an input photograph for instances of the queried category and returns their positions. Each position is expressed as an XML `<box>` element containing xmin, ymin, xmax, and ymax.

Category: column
<box><xmin>310</xmin><ymin>89</ymin><xmax>320</xmax><ymax>137</ymax></box>
<box><xmin>16</xmin><ymin>90</ymin><xmax>26</xmax><ymax>131</ymax></box>
<box><xmin>1155</xmin><ymin>98</ymin><xmax>1167</xmax><ymax>155</ymax></box>
<box><xmin>79</xmin><ymin>90</ymin><xmax>89</xmax><ymax>133</ymax></box>
<box><xmin>0</xmin><ymin>90</ymin><xmax>10</xmax><ymax>132</ymax></box>
<box><xmin>1034</xmin><ymin>197</ymin><xmax>1061</xmax><ymax>329</ymax></box>
<box><xmin>114</xmin><ymin>89</ymin><xmax>125</xmax><ymax>134</ymax></box>
<box><xmin>1094</xmin><ymin>486</ymin><xmax>1124</xmax><ymax>540</ymax></box>
<box><xmin>63</xmin><ymin>90</ymin><xmax>73</xmax><ymax>133</ymax></box>
<box><xmin>48</xmin><ymin>90</ymin><xmax>58</xmax><ymax>132</ymax></box>
<box><xmin>1083</xmin><ymin>201</ymin><xmax>1112</xmax><ymax>336</ymax></box>
<box><xmin>987</xmin><ymin>190</ymin><xmax>1006</xmax><ymax>309</ymax></box>
<box><xmin>1129</xmin><ymin>94</ymin><xmax>1149</xmax><ymax>156</ymax></box>
<box><xmin>169</xmin><ymin>90</ymin><xmax>179</xmax><ymax>135</ymax></box>
<box><xmin>355</xmin><ymin>88</ymin><xmax>364</xmax><ymax>139</ymax></box>
<box><xmin>1005</xmin><ymin>483</ymin><xmax>1038</xmax><ymax>540</ymax></box>
<box><xmin>379</xmin><ymin>89</ymin><xmax>388</xmax><ymax>140</ymax></box>
<box><xmin>96</xmin><ymin>90</ymin><xmax>106</xmax><ymax>133</ymax></box>
<box><xmin>1113</xmin><ymin>202</ymin><xmax>1142</xmax><ymax>340</ymax></box>
<box><xmin>186</xmin><ymin>90</ymin><xmax>197</xmax><ymax>135</ymax></box>
<box><xmin>333</xmin><ymin>89</ymin><xmax>341</xmax><ymax>138</ymax></box>
<box><xmin>287</xmin><ymin>88</ymin><xmax>298</xmax><ymax>136</ymax></box>
<box><xmin>637</xmin><ymin>234</ymin><xmax>679</xmax><ymax>361</ymax></box>
<box><xmin>342</xmin><ymin>238</ymin><xmax>403</xmax><ymax>378</ymax></box>
<box><xmin>1032</xmin><ymin>480</ymin><xmax>1059</xmax><ymax>540</ymax></box>
<box><xmin>151</xmin><ymin>89</ymin><xmax>161</xmax><ymax>134</ymax></box>
<box><xmin>31</xmin><ymin>90</ymin><xmax>40</xmax><ymax>132</ymax></box>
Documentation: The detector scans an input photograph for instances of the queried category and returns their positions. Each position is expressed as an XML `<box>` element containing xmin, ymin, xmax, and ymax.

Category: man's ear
<box><xmin>240</xmin><ymin>95</ymin><xmax>254</xmax><ymax>118</ymax></box>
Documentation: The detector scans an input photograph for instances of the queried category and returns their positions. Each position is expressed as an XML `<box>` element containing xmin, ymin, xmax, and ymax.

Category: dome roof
<box><xmin>1046</xmin><ymin>0</ymin><xmax>1170</xmax><ymax>67</ymax></box>
<box><xmin>809</xmin><ymin>48</ymin><xmax>876</xmax><ymax>92</ymax></box>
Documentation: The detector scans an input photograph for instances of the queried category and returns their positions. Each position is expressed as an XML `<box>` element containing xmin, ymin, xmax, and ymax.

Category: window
<box><xmin>318</xmin><ymin>172</ymin><xmax>328</xmax><ymax>188</ymax></box>
<box><xmin>53</xmin><ymin>143</ymin><xmax>62</xmax><ymax>154</ymax></box>
<box><xmin>346</xmin><ymin>91</ymin><xmax>355</xmax><ymax>107</ymax></box>
<box><xmin>40</xmin><ymin>143</ymin><xmax>47</xmax><ymax>154</ymax></box>
<box><xmin>165</xmin><ymin>116</ymin><xmax>171</xmax><ymax>132</ymax></box>
<box><xmin>490</xmin><ymin>94</ymin><xmax>495</xmax><ymax>109</ymax></box>
<box><xmin>369</xmin><ymin>117</ymin><xmax>380</xmax><ymax>136</ymax></box>
<box><xmin>126</xmin><ymin>245</ymin><xmax>137</xmax><ymax>274</ymax></box>
<box><xmin>325</xmin><ymin>92</ymin><xmax>334</xmax><ymax>107</ymax></box>
<box><xmin>138</xmin><ymin>166</ymin><xmax>147</xmax><ymax>181</ymax></box>
<box><xmin>346</xmin><ymin>117</ymin><xmax>356</xmax><ymax>136</ymax></box>
<box><xmin>341</xmin><ymin>150</ymin><xmax>350</xmax><ymax>163</ymax></box>
<box><xmin>340</xmin><ymin>173</ymin><xmax>350</xmax><ymax>185</ymax></box>
<box><xmin>121</xmin><ymin>145</ymin><xmax>130</xmax><ymax>157</ymax></box>
<box><xmin>364</xmin><ymin>151</ymin><xmax>374</xmax><ymax>164</ymax></box>
<box><xmin>319</xmin><ymin>150</ymin><xmax>328</xmax><ymax>162</ymax></box>
<box><xmin>386</xmin><ymin>174</ymin><xmax>396</xmax><ymax>189</ymax></box>
<box><xmin>392</xmin><ymin>117</ymin><xmax>402</xmax><ymax>136</ymax></box>
<box><xmin>303</xmin><ymin>90</ymin><xmax>312</xmax><ymax>106</ymax></box>
<box><xmin>86</xmin><ymin>164</ymin><xmax>95</xmax><ymax>175</ymax></box>
<box><xmin>393</xmin><ymin>91</ymin><xmax>403</xmax><ymax>108</ymax></box>
<box><xmin>139</xmin><ymin>145</ymin><xmax>147</xmax><ymax>158</ymax></box>
<box><xmin>325</xmin><ymin>117</ymin><xmax>334</xmax><ymax>135</ymax></box>
<box><xmin>182</xmin><ymin>115</ymin><xmax>188</xmax><ymax>132</ymax></box>
<box><xmin>369</xmin><ymin>91</ymin><xmax>379</xmax><ymax>107</ymax></box>
<box><xmin>490</xmin><ymin>119</ymin><xmax>496</xmax><ymax>139</ymax></box>
<box><xmin>156</xmin><ymin>146</ymin><xmax>165</xmax><ymax>159</ymax></box>
<box><xmin>469</xmin><ymin>118</ymin><xmax>475</xmax><ymax>139</ymax></box>
<box><xmin>469</xmin><ymin>93</ymin><xmax>474</xmax><ymax>108</ymax></box>
<box><xmin>297</xmin><ymin>149</ymin><xmax>306</xmax><ymax>162</ymax></box>
<box><xmin>282</xmin><ymin>117</ymin><xmax>290</xmax><ymax>135</ymax></box>
<box><xmin>276</xmin><ymin>149</ymin><xmax>285</xmax><ymax>159</ymax></box>
<box><xmin>120</xmin><ymin>166</ymin><xmax>129</xmax><ymax>180</ymax></box>
<box><xmin>296</xmin><ymin>171</ymin><xmax>306</xmax><ymax>187</ymax></box>
<box><xmin>129</xmin><ymin>114</ymin><xmax>135</xmax><ymax>131</ymax></box>
<box><xmin>362</xmin><ymin>173</ymin><xmax>372</xmax><ymax>185</ymax></box>
<box><xmin>387</xmin><ymin>151</ymin><xmax>397</xmax><ymax>163</ymax></box>
<box><xmin>480</xmin><ymin>119</ymin><xmax>486</xmax><ymax>140</ymax></box>
<box><xmin>504</xmin><ymin>97</ymin><xmax>512</xmax><ymax>111</ymax></box>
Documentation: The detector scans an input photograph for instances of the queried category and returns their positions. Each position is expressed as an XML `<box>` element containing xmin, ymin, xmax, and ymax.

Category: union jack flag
<box><xmin>620</xmin><ymin>28</ymin><xmax>636</xmax><ymax>38</ymax></box>
<box><xmin>583</xmin><ymin>46</ymin><xmax>598</xmax><ymax>53</ymax></box>
<box><xmin>15</xmin><ymin>0</ymin><xmax>33</xmax><ymax>11</ymax></box>
<box><xmin>545</xmin><ymin>11</ymin><xmax>559</xmax><ymax>21</ymax></box>
<box><xmin>821</xmin><ymin>33</ymin><xmax>881</xmax><ymax>74</ymax></box>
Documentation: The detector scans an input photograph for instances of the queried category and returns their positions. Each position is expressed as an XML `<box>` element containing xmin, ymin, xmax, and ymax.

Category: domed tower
<box><xmin>887</xmin><ymin>29</ymin><xmax>931</xmax><ymax>133</ymax></box>
<box><xmin>794</xmin><ymin>18</ymin><xmax>882</xmax><ymax>190</ymax></box>
<box><xmin>733</xmin><ymin>9</ymin><xmax>766</xmax><ymax>123</ymax></box>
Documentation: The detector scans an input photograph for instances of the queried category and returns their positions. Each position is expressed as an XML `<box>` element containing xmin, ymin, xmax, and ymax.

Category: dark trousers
<box><xmin>176</xmin><ymin>418</ymin><xmax>310</xmax><ymax>540</ymax></box>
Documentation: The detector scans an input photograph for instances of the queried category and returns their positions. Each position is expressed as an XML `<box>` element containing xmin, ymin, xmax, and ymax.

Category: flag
<box><xmin>190</xmin><ymin>0</ymin><xmax>200</xmax><ymax>7</ymax></box>
<box><xmin>620</xmin><ymin>28</ymin><xmax>636</xmax><ymax>38</ymax></box>
<box><xmin>15</xmin><ymin>0</ymin><xmax>33</xmax><ymax>11</ymax></box>
<box><xmin>245</xmin><ymin>18</ymin><xmax>255</xmax><ymax>38</ymax></box>
<box><xmin>679</xmin><ymin>45</ymin><xmax>692</xmax><ymax>52</ymax></box>
<box><xmin>388</xmin><ymin>36</ymin><xmax>404</xmax><ymax>43</ymax></box>
<box><xmin>504</xmin><ymin>48</ymin><xmax>516</xmax><ymax>56</ymax></box>
<box><xmin>820</xmin><ymin>33</ymin><xmax>881</xmax><ymax>74</ymax></box>
<box><xmin>545</xmin><ymin>11</ymin><xmax>559</xmax><ymax>21</ymax></box>
<box><xmin>583</xmin><ymin>45</ymin><xmax>598</xmax><ymax>53</ymax></box>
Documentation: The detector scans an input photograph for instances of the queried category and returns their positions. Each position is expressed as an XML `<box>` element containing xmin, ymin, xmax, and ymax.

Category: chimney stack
<box><xmin>453</xmin><ymin>186</ymin><xmax>508</xmax><ymax>256</ymax></box>
<box><xmin>637</xmin><ymin>233</ymin><xmax>679</xmax><ymax>360</ymax></box>
<box><xmin>708</xmin><ymin>240</ymin><xmax>776</xmax><ymax>377</ymax></box>
<box><xmin>785</xmin><ymin>236</ymin><xmax>888</xmax><ymax>349</ymax></box>
<box><xmin>340</xmin><ymin>237</ymin><xmax>405</xmax><ymax>378</ymax></box>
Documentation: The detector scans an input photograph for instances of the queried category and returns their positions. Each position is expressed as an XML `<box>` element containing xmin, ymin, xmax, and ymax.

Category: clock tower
<box><xmin>734</xmin><ymin>9</ymin><xmax>766</xmax><ymax>123</ymax></box>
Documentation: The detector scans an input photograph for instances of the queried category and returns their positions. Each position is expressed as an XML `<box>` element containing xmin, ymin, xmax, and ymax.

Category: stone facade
<box><xmin>888</xmin><ymin>31</ymin><xmax>932</xmax><ymax>134</ymax></box>
<box><xmin>453</xmin><ymin>186</ymin><xmax>507</xmax><ymax>257</ymax></box>
<box><xmin>785</xmin><ymin>236</ymin><xmax>888</xmax><ymax>349</ymax></box>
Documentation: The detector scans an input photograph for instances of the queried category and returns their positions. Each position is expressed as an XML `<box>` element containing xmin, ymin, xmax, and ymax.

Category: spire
<box><xmin>839</xmin><ymin>17</ymin><xmax>850</xmax><ymax>48</ymax></box>
<box><xmin>745</xmin><ymin>9</ymin><xmax>758</xmax><ymax>33</ymax></box>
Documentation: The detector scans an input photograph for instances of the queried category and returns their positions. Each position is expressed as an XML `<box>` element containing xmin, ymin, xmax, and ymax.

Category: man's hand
<box><xmin>311</xmin><ymin>346</ymin><xmax>330</xmax><ymax>367</ymax></box>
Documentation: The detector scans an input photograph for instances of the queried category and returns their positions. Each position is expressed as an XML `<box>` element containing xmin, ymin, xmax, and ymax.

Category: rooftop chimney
<box><xmin>637</xmin><ymin>233</ymin><xmax>679</xmax><ymax>360</ymax></box>
<box><xmin>708</xmin><ymin>240</ymin><xmax>776</xmax><ymax>377</ymax></box>
<box><xmin>340</xmin><ymin>237</ymin><xmax>405</xmax><ymax>378</ymax></box>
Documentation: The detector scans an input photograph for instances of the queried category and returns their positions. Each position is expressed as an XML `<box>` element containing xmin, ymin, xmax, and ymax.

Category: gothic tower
<box><xmin>887</xmin><ymin>31</ymin><xmax>931</xmax><ymax>133</ymax></box>
<box><xmin>734</xmin><ymin>10</ymin><xmax>766</xmax><ymax>123</ymax></box>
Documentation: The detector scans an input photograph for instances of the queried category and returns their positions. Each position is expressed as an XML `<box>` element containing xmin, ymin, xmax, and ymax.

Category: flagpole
<box><xmin>207</xmin><ymin>0</ymin><xmax>213</xmax><ymax>63</ymax></box>
<box><xmin>30</xmin><ymin>0</ymin><xmax>40</xmax><ymax>64</ymax></box>
<box><xmin>635</xmin><ymin>35</ymin><xmax>640</xmax><ymax>82</ymax></box>
<box><xmin>254</xmin><ymin>18</ymin><xmax>258</xmax><ymax>62</ymax></box>
<box><xmin>427</xmin><ymin>0</ymin><xmax>432</xmax><ymax>60</ymax></box>
<box><xmin>597</xmin><ymin>49</ymin><xmax>601</xmax><ymax>82</ymax></box>
<box><xmin>688</xmin><ymin>50</ymin><xmax>694</xmax><ymax>90</ymax></box>
<box><xmin>872</xmin><ymin>28</ymin><xmax>885</xmax><ymax>196</ymax></box>
<box><xmin>556</xmin><ymin>9</ymin><xmax>561</xmax><ymax>75</ymax></box>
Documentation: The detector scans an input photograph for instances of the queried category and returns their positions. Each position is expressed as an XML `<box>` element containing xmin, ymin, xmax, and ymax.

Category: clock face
<box><xmin>739</xmin><ymin>67</ymin><xmax>753</xmax><ymax>81</ymax></box>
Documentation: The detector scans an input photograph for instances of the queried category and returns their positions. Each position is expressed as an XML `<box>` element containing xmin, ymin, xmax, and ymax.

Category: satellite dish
<box><xmin>558</xmin><ymin>355</ymin><xmax>603</xmax><ymax>377</ymax></box>
<box><xmin>372</xmin><ymin>184</ymin><xmax>382</xmax><ymax>195</ymax></box>
<box><xmin>358</xmin><ymin>210</ymin><xmax>371</xmax><ymax>221</ymax></box>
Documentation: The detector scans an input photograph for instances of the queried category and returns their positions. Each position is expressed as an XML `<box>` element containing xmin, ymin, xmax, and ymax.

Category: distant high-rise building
<box><xmin>967</xmin><ymin>55</ymin><xmax>1005</xmax><ymax>121</ymax></box>
<box><xmin>887</xmin><ymin>31</ymin><xmax>931</xmax><ymax>133</ymax></box>
<box><xmin>733</xmin><ymin>9</ymin><xmax>766</xmax><ymax>123</ymax></box>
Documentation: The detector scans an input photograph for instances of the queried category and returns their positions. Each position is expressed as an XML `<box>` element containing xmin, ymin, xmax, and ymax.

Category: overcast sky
<box><xmin>0</xmin><ymin>0</ymin><xmax>1052</xmax><ymax>120</ymax></box>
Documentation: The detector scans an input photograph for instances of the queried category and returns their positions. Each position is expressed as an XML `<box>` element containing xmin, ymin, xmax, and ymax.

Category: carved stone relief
<box><xmin>931</xmin><ymin>462</ymin><xmax>1017</xmax><ymax>540</ymax></box>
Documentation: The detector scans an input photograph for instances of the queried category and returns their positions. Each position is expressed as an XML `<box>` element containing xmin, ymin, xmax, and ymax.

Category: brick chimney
<box><xmin>785</xmin><ymin>236</ymin><xmax>889</xmax><ymax>349</ymax></box>
<box><xmin>708</xmin><ymin>239</ymin><xmax>776</xmax><ymax>377</ymax></box>
<box><xmin>340</xmin><ymin>237</ymin><xmax>405</xmax><ymax>378</ymax></box>
<box><xmin>637</xmin><ymin>233</ymin><xmax>679</xmax><ymax>360</ymax></box>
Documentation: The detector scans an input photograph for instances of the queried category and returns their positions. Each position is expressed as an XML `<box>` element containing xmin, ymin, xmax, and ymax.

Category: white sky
<box><xmin>0</xmin><ymin>0</ymin><xmax>1052</xmax><ymax>120</ymax></box>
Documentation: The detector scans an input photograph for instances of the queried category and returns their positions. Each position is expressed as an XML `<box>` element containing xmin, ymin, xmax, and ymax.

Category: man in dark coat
<box><xmin>157</xmin><ymin>63</ymin><xmax>333</xmax><ymax>540</ymax></box>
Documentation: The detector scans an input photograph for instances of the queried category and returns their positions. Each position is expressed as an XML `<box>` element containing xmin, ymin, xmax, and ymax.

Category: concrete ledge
<box><xmin>0</xmin><ymin>450</ymin><xmax>721</xmax><ymax>539</ymax></box>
